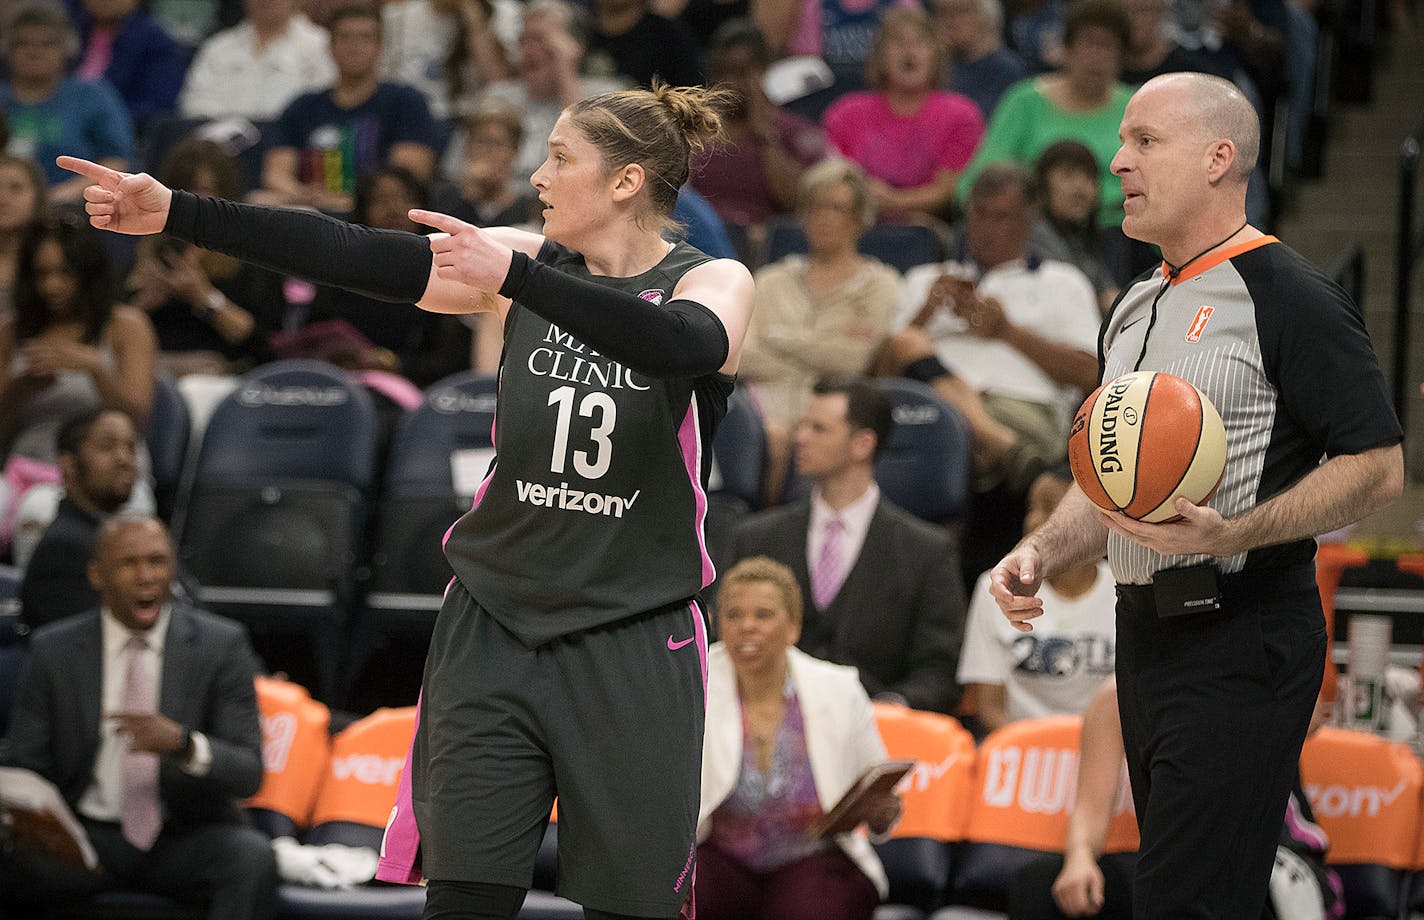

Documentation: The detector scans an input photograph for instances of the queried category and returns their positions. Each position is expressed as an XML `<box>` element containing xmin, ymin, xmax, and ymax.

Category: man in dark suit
<box><xmin>3</xmin><ymin>514</ymin><xmax>276</xmax><ymax>920</ymax></box>
<box><xmin>19</xmin><ymin>408</ymin><xmax>139</xmax><ymax>631</ymax></box>
<box><xmin>733</xmin><ymin>376</ymin><xmax>968</xmax><ymax>714</ymax></box>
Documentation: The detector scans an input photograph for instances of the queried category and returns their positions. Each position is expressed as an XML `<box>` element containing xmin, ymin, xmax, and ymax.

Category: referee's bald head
<box><xmin>1139</xmin><ymin>72</ymin><xmax>1259</xmax><ymax>183</ymax></box>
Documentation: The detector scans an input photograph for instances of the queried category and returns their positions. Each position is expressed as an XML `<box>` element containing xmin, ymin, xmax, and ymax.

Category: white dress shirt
<box><xmin>77</xmin><ymin>607</ymin><xmax>213</xmax><ymax>824</ymax></box>
<box><xmin>806</xmin><ymin>482</ymin><xmax>879</xmax><ymax>581</ymax></box>
<box><xmin>179</xmin><ymin>15</ymin><xmax>336</xmax><ymax>120</ymax></box>
<box><xmin>896</xmin><ymin>257</ymin><xmax>1100</xmax><ymax>416</ymax></box>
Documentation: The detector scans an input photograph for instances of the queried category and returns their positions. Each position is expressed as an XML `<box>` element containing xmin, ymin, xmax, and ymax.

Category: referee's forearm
<box><xmin>1021</xmin><ymin>486</ymin><xmax>1109</xmax><ymax>579</ymax></box>
<box><xmin>1223</xmin><ymin>443</ymin><xmax>1404</xmax><ymax>556</ymax></box>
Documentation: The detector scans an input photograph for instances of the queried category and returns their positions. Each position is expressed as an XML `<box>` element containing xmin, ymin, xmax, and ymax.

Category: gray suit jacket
<box><xmin>732</xmin><ymin>497</ymin><xmax>967</xmax><ymax>714</ymax></box>
<box><xmin>4</xmin><ymin>604</ymin><xmax>264</xmax><ymax>830</ymax></box>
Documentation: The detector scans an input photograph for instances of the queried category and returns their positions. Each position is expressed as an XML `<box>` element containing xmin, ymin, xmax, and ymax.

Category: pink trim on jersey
<box><xmin>375</xmin><ymin>693</ymin><xmax>424</xmax><ymax>884</ymax></box>
<box><xmin>675</xmin><ymin>400</ymin><xmax>715</xmax><ymax>587</ymax></box>
<box><xmin>441</xmin><ymin>410</ymin><xmax>500</xmax><ymax>548</ymax></box>
<box><xmin>681</xmin><ymin>600</ymin><xmax>709</xmax><ymax>920</ymax></box>
<box><xmin>690</xmin><ymin>601</ymin><xmax>709</xmax><ymax>697</ymax></box>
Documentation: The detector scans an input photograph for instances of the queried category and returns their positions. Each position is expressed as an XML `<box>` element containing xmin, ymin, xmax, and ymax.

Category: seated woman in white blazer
<box><xmin>698</xmin><ymin>556</ymin><xmax>902</xmax><ymax>920</ymax></box>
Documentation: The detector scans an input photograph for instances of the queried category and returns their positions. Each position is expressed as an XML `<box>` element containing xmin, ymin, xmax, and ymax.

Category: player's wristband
<box><xmin>164</xmin><ymin>190</ymin><xmax>433</xmax><ymax>304</ymax></box>
<box><xmin>903</xmin><ymin>355</ymin><xmax>954</xmax><ymax>383</ymax></box>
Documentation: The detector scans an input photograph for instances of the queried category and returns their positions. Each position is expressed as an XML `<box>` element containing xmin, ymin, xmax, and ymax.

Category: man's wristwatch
<box><xmin>177</xmin><ymin>726</ymin><xmax>194</xmax><ymax>759</ymax></box>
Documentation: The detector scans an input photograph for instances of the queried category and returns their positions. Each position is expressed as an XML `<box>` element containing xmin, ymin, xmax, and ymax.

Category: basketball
<box><xmin>1068</xmin><ymin>371</ymin><xmax>1227</xmax><ymax>523</ymax></box>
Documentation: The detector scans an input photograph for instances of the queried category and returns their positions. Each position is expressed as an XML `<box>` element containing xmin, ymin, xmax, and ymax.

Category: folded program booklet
<box><xmin>0</xmin><ymin>767</ymin><xmax>100</xmax><ymax>871</ymax></box>
<box><xmin>808</xmin><ymin>760</ymin><xmax>915</xmax><ymax>840</ymax></box>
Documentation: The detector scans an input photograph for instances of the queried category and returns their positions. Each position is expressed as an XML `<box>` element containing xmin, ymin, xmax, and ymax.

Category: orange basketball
<box><xmin>1068</xmin><ymin>371</ymin><xmax>1226</xmax><ymax>523</ymax></box>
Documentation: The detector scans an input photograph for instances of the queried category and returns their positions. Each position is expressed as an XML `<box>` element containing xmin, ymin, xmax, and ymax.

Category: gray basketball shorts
<box><xmin>410</xmin><ymin>578</ymin><xmax>708</xmax><ymax>917</ymax></box>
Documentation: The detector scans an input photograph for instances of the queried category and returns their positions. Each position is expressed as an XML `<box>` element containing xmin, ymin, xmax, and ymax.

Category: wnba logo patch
<box><xmin>638</xmin><ymin>289</ymin><xmax>665</xmax><ymax>305</ymax></box>
<box><xmin>1185</xmin><ymin>305</ymin><xmax>1214</xmax><ymax>343</ymax></box>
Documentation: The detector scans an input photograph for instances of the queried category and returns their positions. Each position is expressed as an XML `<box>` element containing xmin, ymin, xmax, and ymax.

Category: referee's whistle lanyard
<box><xmin>1130</xmin><ymin>220</ymin><xmax>1250</xmax><ymax>372</ymax></box>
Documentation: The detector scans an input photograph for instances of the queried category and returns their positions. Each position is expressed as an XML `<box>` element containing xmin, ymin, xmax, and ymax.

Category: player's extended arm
<box><xmin>59</xmin><ymin>155</ymin><xmax>534</xmax><ymax>315</ymax></box>
<box><xmin>413</xmin><ymin>209</ymin><xmax>754</xmax><ymax>379</ymax></box>
<box><xmin>1104</xmin><ymin>443</ymin><xmax>1403</xmax><ymax>558</ymax></box>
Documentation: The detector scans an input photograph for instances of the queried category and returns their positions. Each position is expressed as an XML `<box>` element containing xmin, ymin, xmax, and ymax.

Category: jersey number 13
<box><xmin>548</xmin><ymin>385</ymin><xmax>615</xmax><ymax>480</ymax></box>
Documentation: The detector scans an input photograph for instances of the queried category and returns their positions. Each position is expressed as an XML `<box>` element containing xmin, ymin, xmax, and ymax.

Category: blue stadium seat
<box><xmin>780</xmin><ymin>379</ymin><xmax>973</xmax><ymax>524</ymax></box>
<box><xmin>346</xmin><ymin>372</ymin><xmax>497</xmax><ymax>697</ymax></box>
<box><xmin>0</xmin><ymin>564</ymin><xmax>25</xmax><ymax>741</ymax></box>
<box><xmin>876</xmin><ymin>837</ymin><xmax>953</xmax><ymax>915</ymax></box>
<box><xmin>873</xmin><ymin>379</ymin><xmax>973</xmax><ymax>524</ymax></box>
<box><xmin>710</xmin><ymin>389</ymin><xmax>766</xmax><ymax>512</ymax></box>
<box><xmin>764</xmin><ymin>217</ymin><xmax>945</xmax><ymax>273</ymax></box>
<box><xmin>176</xmin><ymin>360</ymin><xmax>380</xmax><ymax>701</ymax></box>
<box><xmin>147</xmin><ymin>373</ymin><xmax>191</xmax><ymax>523</ymax></box>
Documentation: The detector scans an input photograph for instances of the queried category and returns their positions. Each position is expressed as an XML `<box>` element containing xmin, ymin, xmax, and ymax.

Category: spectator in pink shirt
<box><xmin>822</xmin><ymin>7</ymin><xmax>984</xmax><ymax>222</ymax></box>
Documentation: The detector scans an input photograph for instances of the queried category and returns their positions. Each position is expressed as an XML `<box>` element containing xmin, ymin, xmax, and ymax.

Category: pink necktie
<box><xmin>812</xmin><ymin>515</ymin><xmax>847</xmax><ymax>610</ymax></box>
<box><xmin>120</xmin><ymin>636</ymin><xmax>162</xmax><ymax>850</ymax></box>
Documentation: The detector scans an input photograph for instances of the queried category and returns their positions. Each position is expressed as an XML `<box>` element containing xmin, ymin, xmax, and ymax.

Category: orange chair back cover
<box><xmin>310</xmin><ymin>706</ymin><xmax>418</xmax><ymax>828</ymax></box>
<box><xmin>244</xmin><ymin>675</ymin><xmax>332</xmax><ymax>828</ymax></box>
<box><xmin>873</xmin><ymin>703</ymin><xmax>976</xmax><ymax>841</ymax></box>
<box><xmin>1300</xmin><ymin>726</ymin><xmax>1422</xmax><ymax>869</ymax></box>
<box><xmin>964</xmin><ymin>716</ymin><xmax>1138</xmax><ymax>854</ymax></box>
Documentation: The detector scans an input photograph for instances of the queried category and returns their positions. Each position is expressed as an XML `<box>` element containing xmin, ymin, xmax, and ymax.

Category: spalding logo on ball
<box><xmin>1068</xmin><ymin>371</ymin><xmax>1226</xmax><ymax>523</ymax></box>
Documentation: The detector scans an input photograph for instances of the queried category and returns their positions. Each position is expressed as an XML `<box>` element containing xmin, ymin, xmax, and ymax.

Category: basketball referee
<box><xmin>990</xmin><ymin>71</ymin><xmax>1403</xmax><ymax>919</ymax></box>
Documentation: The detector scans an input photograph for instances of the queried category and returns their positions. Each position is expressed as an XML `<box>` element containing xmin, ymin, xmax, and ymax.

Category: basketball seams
<box><xmin>1133</xmin><ymin>379</ymin><xmax>1204</xmax><ymax>521</ymax></box>
<box><xmin>1071</xmin><ymin>370</ymin><xmax>1225</xmax><ymax>527</ymax></box>
<box><xmin>1070</xmin><ymin>386</ymin><xmax>1116</xmax><ymax>513</ymax></box>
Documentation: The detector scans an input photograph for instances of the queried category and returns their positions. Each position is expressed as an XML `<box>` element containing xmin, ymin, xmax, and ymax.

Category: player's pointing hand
<box><xmin>56</xmin><ymin>156</ymin><xmax>173</xmax><ymax>236</ymax></box>
<box><xmin>409</xmin><ymin>208</ymin><xmax>515</xmax><ymax>295</ymax></box>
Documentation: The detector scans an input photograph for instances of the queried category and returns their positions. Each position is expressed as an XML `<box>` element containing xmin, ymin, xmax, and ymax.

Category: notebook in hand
<box><xmin>0</xmin><ymin>767</ymin><xmax>100</xmax><ymax>871</ymax></box>
<box><xmin>808</xmin><ymin>760</ymin><xmax>915</xmax><ymax>840</ymax></box>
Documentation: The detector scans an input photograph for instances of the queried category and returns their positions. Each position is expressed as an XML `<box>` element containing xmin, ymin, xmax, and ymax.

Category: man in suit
<box><xmin>19</xmin><ymin>408</ymin><xmax>139</xmax><ymax>631</ymax></box>
<box><xmin>733</xmin><ymin>376</ymin><xmax>968</xmax><ymax>714</ymax></box>
<box><xmin>3</xmin><ymin>514</ymin><xmax>276</xmax><ymax>920</ymax></box>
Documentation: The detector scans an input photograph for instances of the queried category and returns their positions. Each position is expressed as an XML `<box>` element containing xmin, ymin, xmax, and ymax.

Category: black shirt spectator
<box><xmin>589</xmin><ymin>0</ymin><xmax>705</xmax><ymax>87</ymax></box>
<box><xmin>20</xmin><ymin>408</ymin><xmax>137</xmax><ymax>630</ymax></box>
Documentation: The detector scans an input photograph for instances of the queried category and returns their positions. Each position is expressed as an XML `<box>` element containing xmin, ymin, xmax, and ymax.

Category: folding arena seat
<box><xmin>871</xmin><ymin>703</ymin><xmax>977</xmax><ymax>918</ymax></box>
<box><xmin>147</xmin><ymin>373</ymin><xmax>191</xmax><ymax>523</ymax></box>
<box><xmin>764</xmin><ymin>217</ymin><xmax>945</xmax><ymax>274</ymax></box>
<box><xmin>872</xmin><ymin>379</ymin><xmax>973</xmax><ymax>525</ymax></box>
<box><xmin>949</xmin><ymin>716</ymin><xmax>1138</xmax><ymax>911</ymax></box>
<box><xmin>782</xmin><ymin>379</ymin><xmax>973</xmax><ymax>525</ymax></box>
<box><xmin>0</xmin><ymin>564</ymin><xmax>23</xmax><ymax>741</ymax></box>
<box><xmin>1300</xmin><ymin>726</ymin><xmax>1420</xmax><ymax>919</ymax></box>
<box><xmin>176</xmin><ymin>360</ymin><xmax>381</xmax><ymax>701</ymax></box>
<box><xmin>274</xmin><ymin>707</ymin><xmax>579</xmax><ymax>919</ymax></box>
<box><xmin>701</xmin><ymin>390</ymin><xmax>768</xmax><ymax>590</ymax></box>
<box><xmin>245</xmin><ymin>676</ymin><xmax>332</xmax><ymax>840</ymax></box>
<box><xmin>855</xmin><ymin>224</ymin><xmax>946</xmax><ymax>274</ymax></box>
<box><xmin>346</xmin><ymin>372</ymin><xmax>496</xmax><ymax>694</ymax></box>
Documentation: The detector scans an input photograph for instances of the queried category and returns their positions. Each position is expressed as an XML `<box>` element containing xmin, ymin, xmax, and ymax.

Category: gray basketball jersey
<box><xmin>1099</xmin><ymin>237</ymin><xmax>1400</xmax><ymax>585</ymax></box>
<box><xmin>444</xmin><ymin>239</ymin><xmax>733</xmax><ymax>646</ymax></box>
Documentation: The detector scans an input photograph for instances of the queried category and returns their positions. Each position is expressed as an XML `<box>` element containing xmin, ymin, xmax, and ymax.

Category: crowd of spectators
<box><xmin>0</xmin><ymin>0</ymin><xmax>1343</xmax><ymax>910</ymax></box>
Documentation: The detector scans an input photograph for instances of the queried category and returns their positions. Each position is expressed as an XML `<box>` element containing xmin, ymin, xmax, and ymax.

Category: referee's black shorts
<box><xmin>410</xmin><ymin>579</ymin><xmax>707</xmax><ymax>917</ymax></box>
<box><xmin>1114</xmin><ymin>564</ymin><xmax>1324</xmax><ymax>920</ymax></box>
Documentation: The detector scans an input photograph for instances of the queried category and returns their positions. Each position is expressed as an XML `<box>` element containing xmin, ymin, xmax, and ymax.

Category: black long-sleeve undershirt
<box><xmin>164</xmin><ymin>191</ymin><xmax>731</xmax><ymax>379</ymax></box>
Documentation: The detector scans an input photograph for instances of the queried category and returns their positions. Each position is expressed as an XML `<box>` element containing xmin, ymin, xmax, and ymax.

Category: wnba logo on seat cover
<box><xmin>983</xmin><ymin>746</ymin><xmax>1080</xmax><ymax>813</ymax></box>
<box><xmin>260</xmin><ymin>712</ymin><xmax>298</xmax><ymax>772</ymax></box>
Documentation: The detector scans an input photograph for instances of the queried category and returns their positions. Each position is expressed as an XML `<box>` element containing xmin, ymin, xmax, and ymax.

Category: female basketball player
<box><xmin>60</xmin><ymin>82</ymin><xmax>753</xmax><ymax>920</ymax></box>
